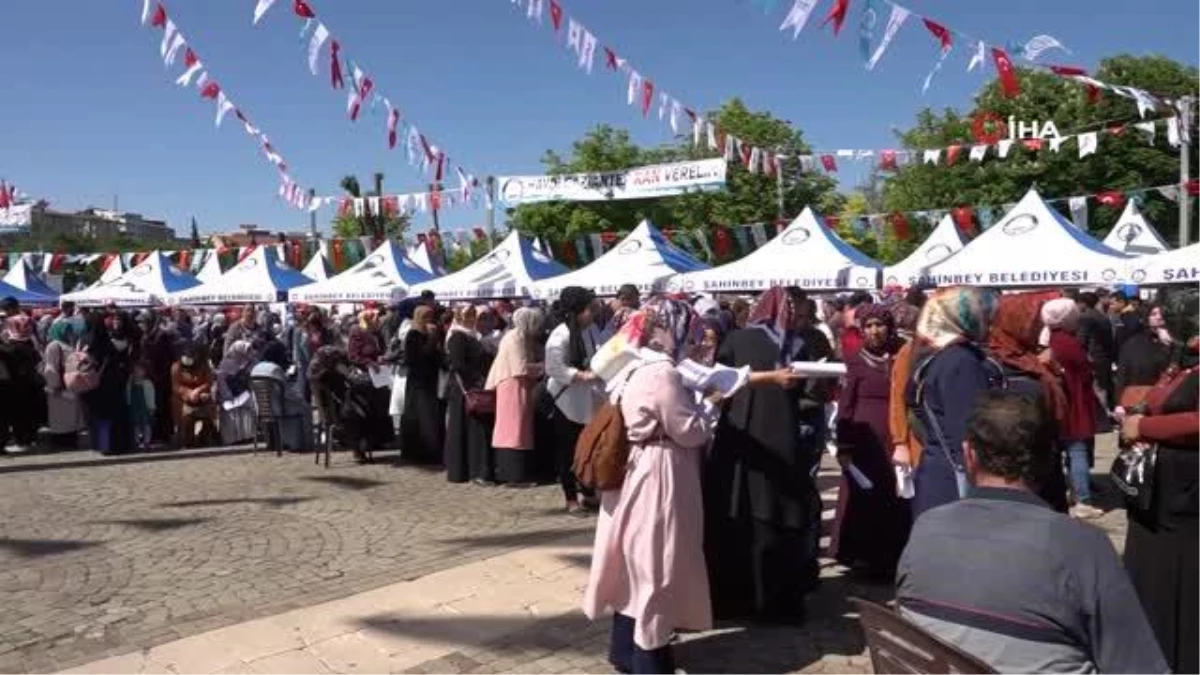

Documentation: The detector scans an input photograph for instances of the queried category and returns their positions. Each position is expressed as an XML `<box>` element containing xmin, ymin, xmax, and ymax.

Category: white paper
<box><xmin>847</xmin><ymin>463</ymin><xmax>874</xmax><ymax>490</ymax></box>
<box><xmin>789</xmin><ymin>361</ymin><xmax>847</xmax><ymax>378</ymax></box>
<box><xmin>895</xmin><ymin>465</ymin><xmax>915</xmax><ymax>499</ymax></box>
<box><xmin>369</xmin><ymin>366</ymin><xmax>392</xmax><ymax>389</ymax></box>
<box><xmin>222</xmin><ymin>391</ymin><xmax>251</xmax><ymax>411</ymax></box>
<box><xmin>676</xmin><ymin>360</ymin><xmax>750</xmax><ymax>398</ymax></box>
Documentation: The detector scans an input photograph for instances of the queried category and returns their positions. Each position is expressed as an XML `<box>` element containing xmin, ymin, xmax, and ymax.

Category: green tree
<box><xmin>882</xmin><ymin>55</ymin><xmax>1197</xmax><ymax>244</ymax></box>
<box><xmin>508</xmin><ymin>99</ymin><xmax>841</xmax><ymax>252</ymax></box>
<box><xmin>331</xmin><ymin>173</ymin><xmax>412</xmax><ymax>240</ymax></box>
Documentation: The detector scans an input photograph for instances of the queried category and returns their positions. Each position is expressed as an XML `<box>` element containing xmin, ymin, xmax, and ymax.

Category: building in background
<box><xmin>209</xmin><ymin>224</ymin><xmax>308</xmax><ymax>249</ymax></box>
<box><xmin>0</xmin><ymin>202</ymin><xmax>176</xmax><ymax>243</ymax></box>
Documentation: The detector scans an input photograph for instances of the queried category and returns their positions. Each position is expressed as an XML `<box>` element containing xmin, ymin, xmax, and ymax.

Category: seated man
<box><xmin>250</xmin><ymin>340</ymin><xmax>313</xmax><ymax>452</ymax></box>
<box><xmin>896</xmin><ymin>391</ymin><xmax>1167</xmax><ymax>674</ymax></box>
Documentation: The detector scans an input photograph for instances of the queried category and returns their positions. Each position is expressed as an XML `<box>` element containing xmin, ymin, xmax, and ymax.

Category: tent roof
<box><xmin>2</xmin><ymin>260</ymin><xmax>60</xmax><ymax>298</ymax></box>
<box><xmin>411</xmin><ymin>231</ymin><xmax>568</xmax><ymax>300</ymax></box>
<box><xmin>0</xmin><ymin>279</ymin><xmax>58</xmax><ymax>306</ymax></box>
<box><xmin>923</xmin><ymin>189</ymin><xmax>1134</xmax><ymax>288</ymax></box>
<box><xmin>195</xmin><ymin>251</ymin><xmax>224</xmax><ymax>284</ymax></box>
<box><xmin>173</xmin><ymin>246</ymin><xmax>313</xmax><ymax>304</ymax></box>
<box><xmin>96</xmin><ymin>255</ymin><xmax>126</xmax><ymax>285</ymax></box>
<box><xmin>1103</xmin><ymin>200</ymin><xmax>1169</xmax><ymax>255</ymax></box>
<box><xmin>535</xmin><ymin>221</ymin><xmax>707</xmax><ymax>298</ymax></box>
<box><xmin>300</xmin><ymin>251</ymin><xmax>334</xmax><ymax>282</ymax></box>
<box><xmin>289</xmin><ymin>240</ymin><xmax>437</xmax><ymax>303</ymax></box>
<box><xmin>1127</xmin><ymin>243</ymin><xmax>1200</xmax><ymax>285</ymax></box>
<box><xmin>883</xmin><ymin>215</ymin><xmax>968</xmax><ymax>287</ymax></box>
<box><xmin>408</xmin><ymin>243</ymin><xmax>446</xmax><ymax>276</ymax></box>
<box><xmin>61</xmin><ymin>251</ymin><xmax>200</xmax><ymax>306</ymax></box>
<box><xmin>669</xmin><ymin>208</ymin><xmax>880</xmax><ymax>293</ymax></box>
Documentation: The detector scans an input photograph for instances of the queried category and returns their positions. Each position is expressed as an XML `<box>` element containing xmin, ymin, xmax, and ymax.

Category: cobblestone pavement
<box><xmin>12</xmin><ymin>435</ymin><xmax>1128</xmax><ymax>674</ymax></box>
<box><xmin>0</xmin><ymin>449</ymin><xmax>591</xmax><ymax>673</ymax></box>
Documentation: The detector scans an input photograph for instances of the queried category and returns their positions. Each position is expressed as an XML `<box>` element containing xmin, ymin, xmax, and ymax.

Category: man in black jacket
<box><xmin>1075</xmin><ymin>291</ymin><xmax>1116</xmax><ymax>409</ymax></box>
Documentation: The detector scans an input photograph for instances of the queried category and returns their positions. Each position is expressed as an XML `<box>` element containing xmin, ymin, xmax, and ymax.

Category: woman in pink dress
<box><xmin>485</xmin><ymin>307</ymin><xmax>545</xmax><ymax>486</ymax></box>
<box><xmin>583</xmin><ymin>297</ymin><xmax>715</xmax><ymax>674</ymax></box>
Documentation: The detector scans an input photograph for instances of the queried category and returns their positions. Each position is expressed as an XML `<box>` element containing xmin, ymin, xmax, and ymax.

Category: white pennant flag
<box><xmin>997</xmin><ymin>139</ymin><xmax>1014</xmax><ymax>158</ymax></box>
<box><xmin>1078</xmin><ymin>131</ymin><xmax>1098</xmax><ymax>158</ymax></box>
<box><xmin>669</xmin><ymin>100</ymin><xmax>682</xmax><ymax>134</ymax></box>
<box><xmin>215</xmin><ymin>91</ymin><xmax>235</xmax><ymax>127</ymax></box>
<box><xmin>1167</xmin><ymin>117</ymin><xmax>1181</xmax><ymax>147</ymax></box>
<box><xmin>779</xmin><ymin>0</ymin><xmax>819</xmax><ymax>39</ymax></box>
<box><xmin>694</xmin><ymin>117</ymin><xmax>705</xmax><ymax>147</ymax></box>
<box><xmin>308</xmin><ymin>197</ymin><xmax>323</xmax><ymax>212</ymax></box>
<box><xmin>141</xmin><ymin>0</ymin><xmax>153</xmax><ymax>25</ymax></box>
<box><xmin>308</xmin><ymin>24</ymin><xmax>329</xmax><ymax>75</ymax></box>
<box><xmin>1135</xmin><ymin>121</ymin><xmax>1156</xmax><ymax>144</ymax></box>
<box><xmin>923</xmin><ymin>149</ymin><xmax>940</xmax><ymax>165</ymax></box>
<box><xmin>866</xmin><ymin>5</ymin><xmax>909</xmax><ymax>70</ymax></box>
<box><xmin>567</xmin><ymin>19</ymin><xmax>584</xmax><ymax>58</ymax></box>
<box><xmin>1158</xmin><ymin>186</ymin><xmax>1180</xmax><ymax>202</ymax></box>
<box><xmin>969</xmin><ymin>144</ymin><xmax>988</xmax><ymax>161</ymax></box>
<box><xmin>164</xmin><ymin>33</ymin><xmax>186</xmax><ymax>66</ymax></box>
<box><xmin>196</xmin><ymin>71</ymin><xmax>209</xmax><ymax>90</ymax></box>
<box><xmin>627</xmin><ymin>70</ymin><xmax>642</xmax><ymax>106</ymax></box>
<box><xmin>580</xmin><ymin>30</ymin><xmax>597</xmax><ymax>73</ymax></box>
<box><xmin>856</xmin><ymin>149</ymin><xmax>874</xmax><ymax>161</ymax></box>
<box><xmin>368</xmin><ymin>196</ymin><xmax>382</xmax><ymax>215</ymax></box>
<box><xmin>353</xmin><ymin>198</ymin><xmax>365</xmax><ymax>218</ymax></box>
<box><xmin>750</xmin><ymin>223</ymin><xmax>768</xmax><ymax>248</ymax></box>
<box><xmin>659</xmin><ymin>92</ymin><xmax>669</xmax><ymax>121</ymax></box>
<box><xmin>1049</xmin><ymin>135</ymin><xmax>1066</xmax><ymax>153</ymax></box>
<box><xmin>1021</xmin><ymin>35</ymin><xmax>1068</xmax><ymax>61</ymax></box>
<box><xmin>706</xmin><ymin>120</ymin><xmax>718</xmax><ymax>150</ymax></box>
<box><xmin>836</xmin><ymin>149</ymin><xmax>855</xmax><ymax>158</ymax></box>
<box><xmin>253</xmin><ymin>0</ymin><xmax>278</xmax><ymax>25</ymax></box>
<box><xmin>527</xmin><ymin>0</ymin><xmax>544</xmax><ymax>22</ymax></box>
<box><xmin>749</xmin><ymin>147</ymin><xmax>762</xmax><ymax>174</ymax></box>
<box><xmin>176</xmin><ymin>61</ymin><xmax>203</xmax><ymax>86</ymax></box>
<box><xmin>160</xmin><ymin>20</ymin><xmax>178</xmax><ymax>59</ymax></box>
<box><xmin>922</xmin><ymin>46</ymin><xmax>952</xmax><ymax>94</ymax></box>
<box><xmin>967</xmin><ymin>40</ymin><xmax>986</xmax><ymax>72</ymax></box>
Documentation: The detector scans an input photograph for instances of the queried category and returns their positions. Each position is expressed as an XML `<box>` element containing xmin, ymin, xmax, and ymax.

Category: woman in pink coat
<box><xmin>583</xmin><ymin>297</ymin><xmax>715</xmax><ymax>674</ymax></box>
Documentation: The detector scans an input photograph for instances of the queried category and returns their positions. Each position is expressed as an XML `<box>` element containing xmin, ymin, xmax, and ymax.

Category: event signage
<box><xmin>498</xmin><ymin>158</ymin><xmax>727</xmax><ymax>205</ymax></box>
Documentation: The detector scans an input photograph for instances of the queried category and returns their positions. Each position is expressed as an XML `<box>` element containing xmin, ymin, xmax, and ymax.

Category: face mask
<box><xmin>181</xmin><ymin>356</ymin><xmax>195</xmax><ymax>367</ymax></box>
<box><xmin>111</xmin><ymin>339</ymin><xmax>129</xmax><ymax>351</ymax></box>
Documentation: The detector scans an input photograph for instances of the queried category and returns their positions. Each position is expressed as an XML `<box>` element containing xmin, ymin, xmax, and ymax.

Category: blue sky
<box><xmin>1</xmin><ymin>0</ymin><xmax>1196</xmax><ymax>239</ymax></box>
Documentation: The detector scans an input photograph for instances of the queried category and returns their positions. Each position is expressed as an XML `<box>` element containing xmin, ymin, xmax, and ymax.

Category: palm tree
<box><xmin>340</xmin><ymin>175</ymin><xmax>366</xmax><ymax>237</ymax></box>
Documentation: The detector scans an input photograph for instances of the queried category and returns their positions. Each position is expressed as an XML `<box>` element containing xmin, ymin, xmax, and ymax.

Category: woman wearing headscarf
<box><xmin>42</xmin><ymin>319</ymin><xmax>84</xmax><ymax>449</ymax></box>
<box><xmin>1120</xmin><ymin>289</ymin><xmax>1198</xmax><ymax>674</ymax></box>
<box><xmin>904</xmin><ymin>286</ymin><xmax>1000</xmax><ymax>518</ymax></box>
<box><xmin>986</xmin><ymin>291</ymin><xmax>1070</xmax><ymax>513</ymax></box>
<box><xmin>0</xmin><ymin>315</ymin><xmax>44</xmax><ymax>452</ymax></box>
<box><xmin>1042</xmin><ymin>297</ymin><xmax>1101</xmax><ymax>518</ymax></box>
<box><xmin>347</xmin><ymin>308</ymin><xmax>384</xmax><ymax>367</ymax></box>
<box><xmin>250</xmin><ymin>340</ymin><xmax>313</xmax><ymax>452</ymax></box>
<box><xmin>1116</xmin><ymin>303</ymin><xmax>1180</xmax><ymax>401</ymax></box>
<box><xmin>384</xmin><ymin>299</ymin><xmax>421</xmax><ymax>427</ymax></box>
<box><xmin>401</xmin><ymin>305</ymin><xmax>445</xmax><ymax>464</ymax></box>
<box><xmin>83</xmin><ymin>312</ymin><xmax>136</xmax><ymax>455</ymax></box>
<box><xmin>830</xmin><ymin>303</ymin><xmax>911</xmax><ymax>580</ymax></box>
<box><xmin>171</xmin><ymin>341</ymin><xmax>216</xmax><ymax>448</ymax></box>
<box><xmin>583</xmin><ymin>297</ymin><xmax>715</xmax><ymax>674</ymax></box>
<box><xmin>217</xmin><ymin>339</ymin><xmax>258</xmax><ymax>446</ymax></box>
<box><xmin>293</xmin><ymin>308</ymin><xmax>333</xmax><ymax>405</ymax></box>
<box><xmin>444</xmin><ymin>305</ymin><xmax>497</xmax><ymax>485</ymax></box>
<box><xmin>703</xmin><ymin>286</ymin><xmax>819</xmax><ymax>624</ymax></box>
<box><xmin>887</xmin><ymin>297</ymin><xmax>926</xmax><ymax>495</ymax></box>
<box><xmin>545</xmin><ymin>286</ymin><xmax>605</xmax><ymax>514</ymax></box>
<box><xmin>486</xmin><ymin>307</ymin><xmax>545</xmax><ymax>486</ymax></box>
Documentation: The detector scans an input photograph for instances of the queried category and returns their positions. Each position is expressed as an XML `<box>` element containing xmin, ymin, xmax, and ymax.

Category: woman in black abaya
<box><xmin>704</xmin><ymin>286</ymin><xmax>818</xmax><ymax>624</ymax></box>
<box><xmin>444</xmin><ymin>305</ymin><xmax>497</xmax><ymax>484</ymax></box>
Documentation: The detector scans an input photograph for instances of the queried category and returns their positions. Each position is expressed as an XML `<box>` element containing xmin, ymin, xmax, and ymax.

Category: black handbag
<box><xmin>1109</xmin><ymin>442</ymin><xmax>1157</xmax><ymax>514</ymax></box>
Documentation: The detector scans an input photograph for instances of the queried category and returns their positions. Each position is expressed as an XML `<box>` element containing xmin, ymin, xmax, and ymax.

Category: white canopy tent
<box><xmin>668</xmin><ymin>208</ymin><xmax>880</xmax><ymax>293</ymax></box>
<box><xmin>288</xmin><ymin>240</ymin><xmax>436</xmax><ymax>303</ymax></box>
<box><xmin>2</xmin><ymin>259</ymin><xmax>60</xmax><ymax>299</ymax></box>
<box><xmin>408</xmin><ymin>243</ymin><xmax>447</xmax><ymax>276</ymax></box>
<box><xmin>534</xmin><ymin>221</ymin><xmax>707</xmax><ymax>299</ymax></box>
<box><xmin>195</xmin><ymin>251</ymin><xmax>225</xmax><ymax>284</ymax></box>
<box><xmin>172</xmin><ymin>246</ymin><xmax>313</xmax><ymax>304</ymax></box>
<box><xmin>883</xmin><ymin>215</ymin><xmax>967</xmax><ymax>287</ymax></box>
<box><xmin>922</xmin><ymin>189</ymin><xmax>1134</xmax><ymax>288</ymax></box>
<box><xmin>411</xmin><ymin>231</ymin><xmax>568</xmax><ymax>300</ymax></box>
<box><xmin>96</xmin><ymin>255</ymin><xmax>127</xmax><ymax>285</ymax></box>
<box><xmin>61</xmin><ymin>251</ymin><xmax>201</xmax><ymax>307</ymax></box>
<box><xmin>1103</xmin><ymin>200</ymin><xmax>1169</xmax><ymax>255</ymax></box>
<box><xmin>300</xmin><ymin>250</ymin><xmax>334</xmax><ymax>282</ymax></box>
<box><xmin>1127</xmin><ymin>243</ymin><xmax>1199</xmax><ymax>285</ymax></box>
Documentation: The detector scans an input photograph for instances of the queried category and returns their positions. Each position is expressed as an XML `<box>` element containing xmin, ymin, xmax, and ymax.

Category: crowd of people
<box><xmin>0</xmin><ymin>280</ymin><xmax>1194</xmax><ymax>674</ymax></box>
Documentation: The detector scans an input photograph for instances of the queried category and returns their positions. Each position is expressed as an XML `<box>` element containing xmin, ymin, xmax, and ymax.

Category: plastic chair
<box><xmin>249</xmin><ymin>376</ymin><xmax>304</xmax><ymax>458</ymax></box>
<box><xmin>850</xmin><ymin>597</ymin><xmax>996</xmax><ymax>674</ymax></box>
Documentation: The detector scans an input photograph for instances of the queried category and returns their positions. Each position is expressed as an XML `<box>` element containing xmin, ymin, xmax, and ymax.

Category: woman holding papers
<box><xmin>831</xmin><ymin>303</ymin><xmax>911</xmax><ymax>580</ymax></box>
<box><xmin>583</xmin><ymin>297</ymin><xmax>715</xmax><ymax>674</ymax></box>
<box><xmin>703</xmin><ymin>286</ymin><xmax>818</xmax><ymax>625</ymax></box>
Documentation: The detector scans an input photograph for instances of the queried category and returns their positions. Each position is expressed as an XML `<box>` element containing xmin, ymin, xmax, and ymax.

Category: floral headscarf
<box><xmin>3</xmin><ymin>315</ymin><xmax>34</xmax><ymax>342</ymax></box>
<box><xmin>915</xmin><ymin>287</ymin><xmax>1000</xmax><ymax>351</ymax></box>
<box><xmin>640</xmin><ymin>296</ymin><xmax>708</xmax><ymax>364</ymax></box>
<box><xmin>988</xmin><ymin>290</ymin><xmax>1066</xmax><ymax>423</ymax></box>
<box><xmin>747</xmin><ymin>286</ymin><xmax>801</xmax><ymax>364</ymax></box>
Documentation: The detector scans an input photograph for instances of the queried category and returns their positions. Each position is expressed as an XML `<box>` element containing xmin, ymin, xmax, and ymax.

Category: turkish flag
<box><xmin>823</xmin><ymin>0</ymin><xmax>849</xmax><ymax>35</ymax></box>
<box><xmin>184</xmin><ymin>49</ymin><xmax>198</xmax><ymax>68</ymax></box>
<box><xmin>879</xmin><ymin>150</ymin><xmax>897</xmax><ymax>171</ymax></box>
<box><xmin>992</xmin><ymin>48</ymin><xmax>1020</xmax><ymax>98</ymax></box>
<box><xmin>200</xmin><ymin>82</ymin><xmax>221</xmax><ymax>100</ymax></box>
<box><xmin>820</xmin><ymin>154</ymin><xmax>837</xmax><ymax>172</ymax></box>
<box><xmin>150</xmin><ymin>3</ymin><xmax>167</xmax><ymax>27</ymax></box>
<box><xmin>603</xmin><ymin>47</ymin><xmax>618</xmax><ymax>70</ymax></box>
<box><xmin>549</xmin><ymin>0</ymin><xmax>563</xmax><ymax>30</ymax></box>
<box><xmin>294</xmin><ymin>0</ymin><xmax>315</xmax><ymax>19</ymax></box>
<box><xmin>713</xmin><ymin>228</ymin><xmax>732</xmax><ymax>258</ymax></box>
<box><xmin>889</xmin><ymin>212</ymin><xmax>911</xmax><ymax>240</ymax></box>
<box><xmin>923</xmin><ymin>19</ymin><xmax>952</xmax><ymax>52</ymax></box>
<box><xmin>1049</xmin><ymin>64</ymin><xmax>1100</xmax><ymax>103</ymax></box>
<box><xmin>1188</xmin><ymin>179</ymin><xmax>1200</xmax><ymax>197</ymax></box>
<box><xmin>1096</xmin><ymin>191</ymin><xmax>1125</xmax><ymax>209</ymax></box>
<box><xmin>945</xmin><ymin>145</ymin><xmax>962</xmax><ymax>166</ymax></box>
<box><xmin>952</xmin><ymin>207</ymin><xmax>976</xmax><ymax>235</ymax></box>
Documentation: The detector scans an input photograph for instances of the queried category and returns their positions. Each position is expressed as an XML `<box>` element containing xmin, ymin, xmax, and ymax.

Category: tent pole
<box><xmin>1180</xmin><ymin>97</ymin><xmax>1192</xmax><ymax>247</ymax></box>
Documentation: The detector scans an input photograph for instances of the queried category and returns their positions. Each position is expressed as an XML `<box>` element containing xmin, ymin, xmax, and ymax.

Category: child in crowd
<box><xmin>130</xmin><ymin>362</ymin><xmax>156</xmax><ymax>451</ymax></box>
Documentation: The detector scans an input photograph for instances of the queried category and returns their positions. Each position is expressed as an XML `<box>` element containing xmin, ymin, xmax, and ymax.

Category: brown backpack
<box><xmin>572</xmin><ymin>367</ymin><xmax>638</xmax><ymax>492</ymax></box>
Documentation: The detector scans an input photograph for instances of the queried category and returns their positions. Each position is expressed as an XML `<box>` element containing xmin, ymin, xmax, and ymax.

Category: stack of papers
<box><xmin>789</xmin><ymin>361</ymin><xmax>847</xmax><ymax>378</ymax></box>
<box><xmin>676</xmin><ymin>360</ymin><xmax>751</xmax><ymax>398</ymax></box>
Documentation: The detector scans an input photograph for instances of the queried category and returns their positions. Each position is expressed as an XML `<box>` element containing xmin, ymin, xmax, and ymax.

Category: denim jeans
<box><xmin>1063</xmin><ymin>440</ymin><xmax>1092</xmax><ymax>504</ymax></box>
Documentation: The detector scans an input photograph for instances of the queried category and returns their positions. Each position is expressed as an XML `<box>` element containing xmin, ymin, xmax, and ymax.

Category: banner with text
<box><xmin>498</xmin><ymin>158</ymin><xmax>727</xmax><ymax>205</ymax></box>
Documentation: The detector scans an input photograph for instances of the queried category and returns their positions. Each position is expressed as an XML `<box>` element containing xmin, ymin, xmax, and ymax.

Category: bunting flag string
<box><xmin>253</xmin><ymin>0</ymin><xmax>481</xmax><ymax>205</ymax></box>
<box><xmin>139</xmin><ymin>1</ymin><xmax>314</xmax><ymax>210</ymax></box>
<box><xmin>782</xmin><ymin>115</ymin><xmax>1181</xmax><ymax>174</ymax></box>
<box><xmin>0</xmin><ymin>179</ymin><xmax>26</xmax><ymax>211</ymax></box>
<box><xmin>754</xmin><ymin>0</ymin><xmax>1189</xmax><ymax>114</ymax></box>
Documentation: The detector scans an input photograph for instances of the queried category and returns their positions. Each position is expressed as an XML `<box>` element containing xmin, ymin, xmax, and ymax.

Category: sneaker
<box><xmin>1071</xmin><ymin>503</ymin><xmax>1105</xmax><ymax>519</ymax></box>
<box><xmin>7</xmin><ymin>445</ymin><xmax>32</xmax><ymax>454</ymax></box>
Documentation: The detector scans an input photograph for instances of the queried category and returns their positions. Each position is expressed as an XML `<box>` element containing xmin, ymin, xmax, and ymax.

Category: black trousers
<box><xmin>552</xmin><ymin>412</ymin><xmax>584</xmax><ymax>503</ymax></box>
<box><xmin>608</xmin><ymin>614</ymin><xmax>674</xmax><ymax>674</ymax></box>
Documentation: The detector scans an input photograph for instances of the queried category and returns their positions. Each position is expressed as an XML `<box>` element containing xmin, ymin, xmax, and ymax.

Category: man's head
<box><xmin>0</xmin><ymin>297</ymin><xmax>18</xmax><ymax>317</ymax></box>
<box><xmin>616</xmin><ymin>284</ymin><xmax>640</xmax><ymax>309</ymax></box>
<box><xmin>1108</xmin><ymin>291</ymin><xmax>1131</xmax><ymax>314</ymax></box>
<box><xmin>1076</xmin><ymin>291</ymin><xmax>1099</xmax><ymax>312</ymax></box>
<box><xmin>964</xmin><ymin>391</ymin><xmax>1057</xmax><ymax>491</ymax></box>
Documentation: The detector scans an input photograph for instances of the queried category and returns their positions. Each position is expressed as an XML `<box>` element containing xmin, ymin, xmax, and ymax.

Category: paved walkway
<box><xmin>0</xmin><ymin>432</ymin><xmax>1128</xmax><ymax>667</ymax></box>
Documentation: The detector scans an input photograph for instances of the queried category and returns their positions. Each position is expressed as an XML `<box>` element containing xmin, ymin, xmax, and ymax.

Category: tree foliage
<box><xmin>507</xmin><ymin>99</ymin><xmax>842</xmax><ymax>252</ymax></box>
<box><xmin>331</xmin><ymin>173</ymin><xmax>412</xmax><ymax>240</ymax></box>
<box><xmin>882</xmin><ymin>55</ymin><xmax>1198</xmax><ymax>244</ymax></box>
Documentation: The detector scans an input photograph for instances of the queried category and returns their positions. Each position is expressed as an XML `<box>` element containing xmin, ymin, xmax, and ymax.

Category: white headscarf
<box><xmin>484</xmin><ymin>308</ymin><xmax>543</xmax><ymax>390</ymax></box>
